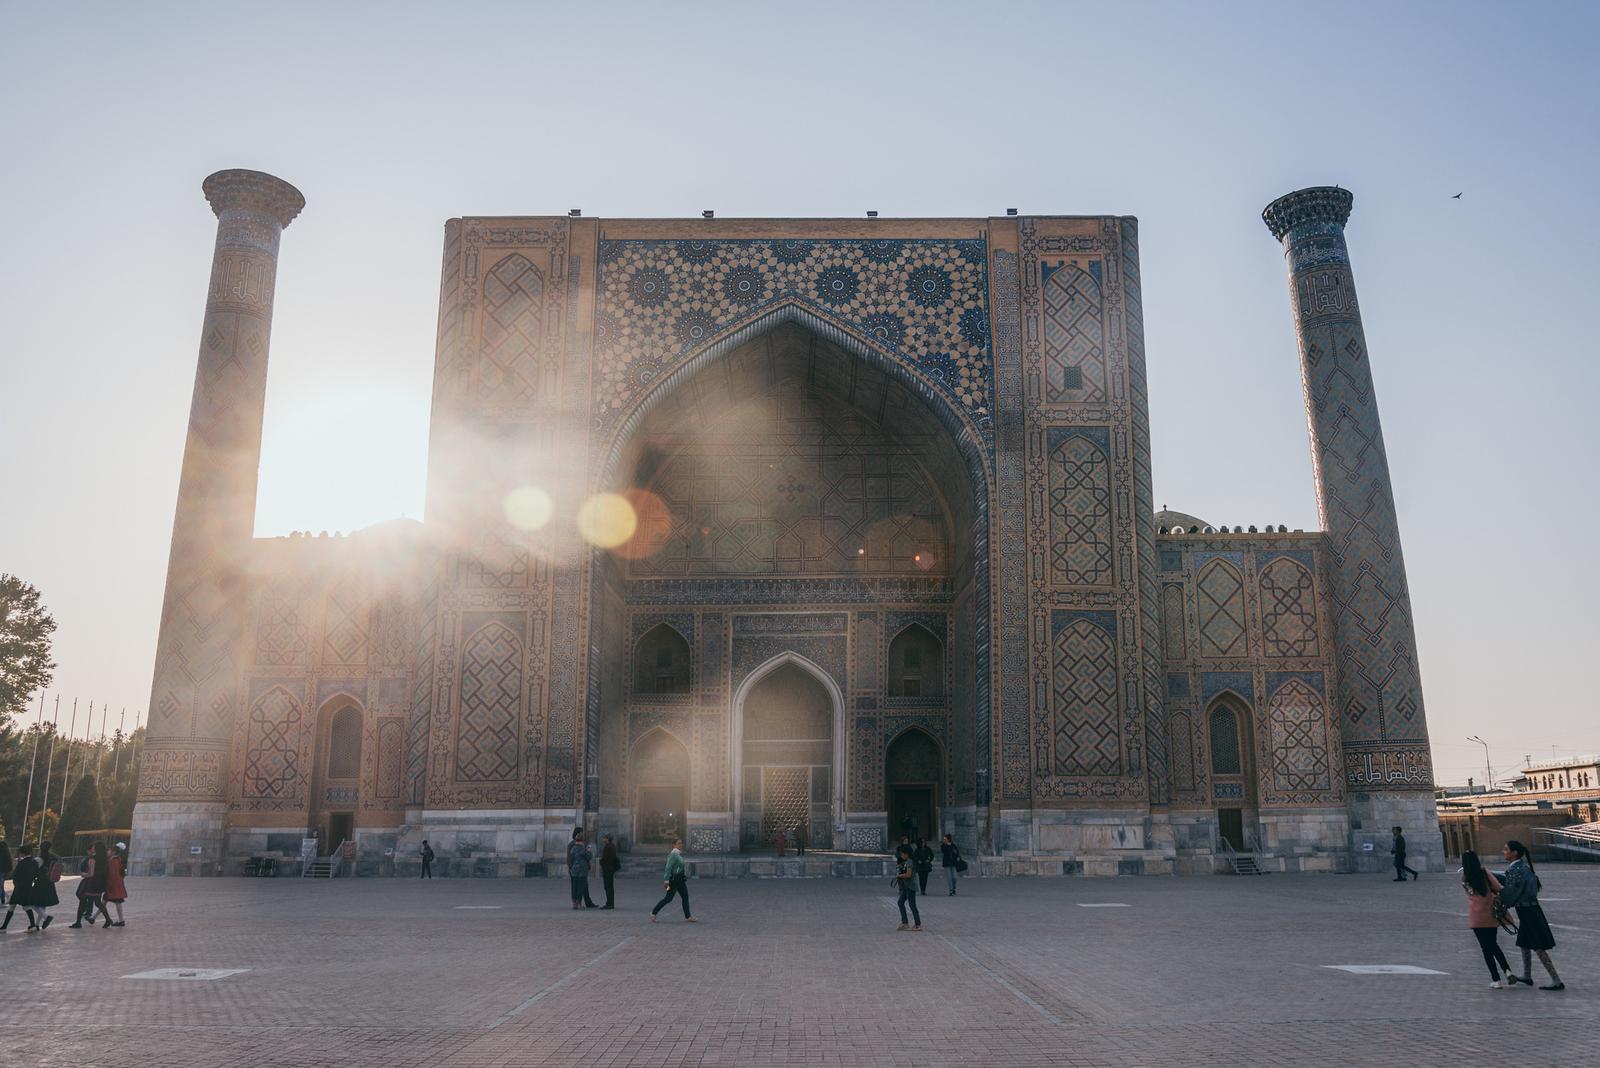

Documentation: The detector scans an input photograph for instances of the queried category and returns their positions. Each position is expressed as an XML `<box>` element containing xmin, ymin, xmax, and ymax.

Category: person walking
<box><xmin>0</xmin><ymin>844</ymin><xmax>40</xmax><ymax>931</ymax></box>
<box><xmin>31</xmin><ymin>841</ymin><xmax>62</xmax><ymax>930</ymax></box>
<box><xmin>103</xmin><ymin>843</ymin><xmax>129</xmax><ymax>927</ymax></box>
<box><xmin>71</xmin><ymin>842</ymin><xmax>109</xmax><ymax>929</ymax></box>
<box><xmin>913</xmin><ymin>837</ymin><xmax>934</xmax><ymax>894</ymax></box>
<box><xmin>650</xmin><ymin>837</ymin><xmax>694</xmax><ymax>923</ymax></box>
<box><xmin>0</xmin><ymin>840</ymin><xmax>11</xmax><ymax>906</ymax></box>
<box><xmin>775</xmin><ymin>824</ymin><xmax>786</xmax><ymax>858</ymax></box>
<box><xmin>568</xmin><ymin>829</ymin><xmax>596</xmax><ymax>910</ymax></box>
<box><xmin>599</xmin><ymin>834</ymin><xmax>620</xmax><ymax>909</ymax></box>
<box><xmin>1461</xmin><ymin>850</ymin><xmax>1512</xmax><ymax>988</ymax></box>
<box><xmin>419</xmin><ymin>840</ymin><xmax>435</xmax><ymax>879</ymax></box>
<box><xmin>894</xmin><ymin>845</ymin><xmax>921</xmax><ymax>931</ymax></box>
<box><xmin>1499</xmin><ymin>841</ymin><xmax>1563</xmax><ymax>990</ymax></box>
<box><xmin>794</xmin><ymin>823</ymin><xmax>807</xmax><ymax>856</ymax></box>
<box><xmin>1390</xmin><ymin>826</ymin><xmax>1418</xmax><ymax>881</ymax></box>
<box><xmin>940</xmin><ymin>833</ymin><xmax>962</xmax><ymax>896</ymax></box>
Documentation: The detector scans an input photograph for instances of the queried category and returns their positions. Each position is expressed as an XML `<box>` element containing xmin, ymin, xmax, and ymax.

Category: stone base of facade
<box><xmin>130</xmin><ymin>801</ymin><xmax>228</xmax><ymax>876</ymax></box>
<box><xmin>1346</xmin><ymin>791</ymin><xmax>1443</xmax><ymax>874</ymax></box>
<box><xmin>386</xmin><ymin>808</ymin><xmax>583</xmax><ymax>878</ymax></box>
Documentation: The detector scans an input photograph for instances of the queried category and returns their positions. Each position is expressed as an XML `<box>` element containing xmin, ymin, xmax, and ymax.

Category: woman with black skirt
<box><xmin>1499</xmin><ymin>841</ymin><xmax>1563</xmax><ymax>990</ymax></box>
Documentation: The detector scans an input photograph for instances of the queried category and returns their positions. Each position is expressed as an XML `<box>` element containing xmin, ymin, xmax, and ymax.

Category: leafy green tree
<box><xmin>24</xmin><ymin>807</ymin><xmax>59</xmax><ymax>847</ymax></box>
<box><xmin>56</xmin><ymin>773</ymin><xmax>104</xmax><ymax>849</ymax></box>
<box><xmin>0</xmin><ymin>574</ymin><xmax>56</xmax><ymax>717</ymax></box>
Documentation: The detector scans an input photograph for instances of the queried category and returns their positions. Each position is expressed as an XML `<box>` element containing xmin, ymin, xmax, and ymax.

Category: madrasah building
<box><xmin>129</xmin><ymin>170</ymin><xmax>1440</xmax><ymax>877</ymax></box>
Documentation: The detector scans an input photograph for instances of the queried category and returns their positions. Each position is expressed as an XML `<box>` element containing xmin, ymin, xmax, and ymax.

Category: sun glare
<box><xmin>255</xmin><ymin>386</ymin><xmax>430</xmax><ymax>537</ymax></box>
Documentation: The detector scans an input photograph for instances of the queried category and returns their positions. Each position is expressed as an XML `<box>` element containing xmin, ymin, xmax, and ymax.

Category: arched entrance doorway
<box><xmin>1206</xmin><ymin>695</ymin><xmax>1257</xmax><ymax>852</ymax></box>
<box><xmin>310</xmin><ymin>698</ymin><xmax>363</xmax><ymax>854</ymax></box>
<box><xmin>632</xmin><ymin>728</ymin><xmax>690</xmax><ymax>846</ymax></box>
<box><xmin>733</xmin><ymin>655</ymin><xmax>844</xmax><ymax>851</ymax></box>
<box><xmin>885</xmin><ymin>728</ymin><xmax>942</xmax><ymax>847</ymax></box>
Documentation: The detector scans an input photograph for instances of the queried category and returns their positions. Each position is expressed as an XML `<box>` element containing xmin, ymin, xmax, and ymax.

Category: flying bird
<box><xmin>1451</xmin><ymin>192</ymin><xmax>1463</xmax><ymax>199</ymax></box>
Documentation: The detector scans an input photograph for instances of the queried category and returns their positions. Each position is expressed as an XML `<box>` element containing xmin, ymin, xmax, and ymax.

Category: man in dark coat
<box><xmin>599</xmin><ymin>835</ymin><xmax>620</xmax><ymax>909</ymax></box>
<box><xmin>1391</xmin><ymin>826</ymin><xmax>1419</xmax><ymax>881</ymax></box>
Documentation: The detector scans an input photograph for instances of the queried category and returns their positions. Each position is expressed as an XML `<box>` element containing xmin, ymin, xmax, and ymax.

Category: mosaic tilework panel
<box><xmin>1041</xmin><ymin>262</ymin><xmax>1107</xmax><ymax>403</ymax></box>
<box><xmin>592</xmin><ymin>237</ymin><xmax>993</xmax><ymax>431</ymax></box>
<box><xmin>1196</xmin><ymin>559</ymin><xmax>1248</xmax><ymax>658</ymax></box>
<box><xmin>1046</xmin><ymin>429</ymin><xmax>1115</xmax><ymax>586</ymax></box>
<box><xmin>455</xmin><ymin>621</ymin><xmax>523</xmax><ymax>783</ymax></box>
<box><xmin>1263</xmin><ymin>676</ymin><xmax>1335</xmax><ymax>800</ymax></box>
<box><xmin>1045</xmin><ymin>612</ymin><xmax>1121</xmax><ymax>778</ymax></box>
<box><xmin>241</xmin><ymin>685</ymin><xmax>305</xmax><ymax>806</ymax></box>
<box><xmin>1258</xmin><ymin>555</ymin><xmax>1320</xmax><ymax>658</ymax></box>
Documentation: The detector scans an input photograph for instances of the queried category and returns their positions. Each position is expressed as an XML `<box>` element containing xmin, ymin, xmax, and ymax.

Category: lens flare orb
<box><xmin>577</xmin><ymin>492</ymin><xmax>638</xmax><ymax>548</ymax></box>
<box><xmin>503</xmin><ymin>486</ymin><xmax>553</xmax><ymax>531</ymax></box>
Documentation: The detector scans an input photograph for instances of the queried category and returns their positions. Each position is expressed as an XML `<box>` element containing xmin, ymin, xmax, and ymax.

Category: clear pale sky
<box><xmin>2</xmin><ymin>2</ymin><xmax>1596</xmax><ymax>785</ymax></box>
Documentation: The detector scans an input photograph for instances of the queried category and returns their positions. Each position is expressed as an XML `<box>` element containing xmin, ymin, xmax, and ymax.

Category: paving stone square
<box><xmin>2</xmin><ymin>867</ymin><xmax>1595</xmax><ymax>1066</ymax></box>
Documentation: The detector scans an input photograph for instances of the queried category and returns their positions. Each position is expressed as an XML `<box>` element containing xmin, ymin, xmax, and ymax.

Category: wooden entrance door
<box><xmin>1217</xmin><ymin>808</ymin><xmax>1245</xmax><ymax>852</ymax></box>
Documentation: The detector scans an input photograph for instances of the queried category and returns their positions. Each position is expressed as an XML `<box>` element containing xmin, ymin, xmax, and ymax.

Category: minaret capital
<box><xmin>1262</xmin><ymin>186</ymin><xmax>1353</xmax><ymax>243</ymax></box>
<box><xmin>202</xmin><ymin>169</ymin><xmax>305</xmax><ymax>227</ymax></box>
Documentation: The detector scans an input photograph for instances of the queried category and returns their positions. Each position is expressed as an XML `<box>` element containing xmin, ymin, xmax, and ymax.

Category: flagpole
<box><xmin>37</xmin><ymin>697</ymin><xmax>66</xmax><ymax>845</ymax></box>
<box><xmin>61</xmin><ymin>700</ymin><xmax>86</xmax><ymax>832</ymax></box>
<box><xmin>18</xmin><ymin>691</ymin><xmax>46</xmax><ymax>846</ymax></box>
<box><xmin>113</xmin><ymin>707</ymin><xmax>127</xmax><ymax>780</ymax></box>
<box><xmin>97</xmin><ymin>703</ymin><xmax>111</xmax><ymax>783</ymax></box>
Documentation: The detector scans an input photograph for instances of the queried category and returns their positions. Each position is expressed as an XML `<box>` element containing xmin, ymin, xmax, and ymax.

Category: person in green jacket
<box><xmin>650</xmin><ymin>838</ymin><xmax>694</xmax><ymax>922</ymax></box>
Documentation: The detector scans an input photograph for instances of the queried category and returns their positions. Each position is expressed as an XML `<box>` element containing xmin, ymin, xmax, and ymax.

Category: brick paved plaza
<box><xmin>3</xmin><ymin>867</ymin><xmax>1594</xmax><ymax>1067</ymax></box>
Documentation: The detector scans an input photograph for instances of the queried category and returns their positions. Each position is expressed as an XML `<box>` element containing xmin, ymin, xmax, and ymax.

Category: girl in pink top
<box><xmin>1462</xmin><ymin>850</ymin><xmax>1511</xmax><ymax>987</ymax></box>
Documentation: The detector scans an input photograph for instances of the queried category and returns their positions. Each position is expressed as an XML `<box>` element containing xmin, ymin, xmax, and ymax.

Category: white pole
<box><xmin>60</xmin><ymin>700</ymin><xmax>85</xmax><ymax>831</ymax></box>
<box><xmin>37</xmin><ymin>697</ymin><xmax>66</xmax><ymax>844</ymax></box>
<box><xmin>17</xmin><ymin>691</ymin><xmax>46</xmax><ymax>845</ymax></box>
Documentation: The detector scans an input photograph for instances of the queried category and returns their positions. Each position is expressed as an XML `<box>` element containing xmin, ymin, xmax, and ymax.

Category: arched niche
<box><xmin>634</xmin><ymin>623</ymin><xmax>691</xmax><ymax>696</ymax></box>
<box><xmin>886</xmin><ymin>623</ymin><xmax>944</xmax><ymax>699</ymax></box>
<box><xmin>311</xmin><ymin>696</ymin><xmax>364</xmax><ymax>854</ymax></box>
<box><xmin>731</xmin><ymin>652</ymin><xmax>845</xmax><ymax>851</ymax></box>
<box><xmin>1205</xmin><ymin>693</ymin><xmax>1257</xmax><ymax>852</ymax></box>
<box><xmin>631</xmin><ymin>728</ymin><xmax>690</xmax><ymax>846</ymax></box>
<box><xmin>885</xmin><ymin>727</ymin><xmax>943</xmax><ymax>846</ymax></box>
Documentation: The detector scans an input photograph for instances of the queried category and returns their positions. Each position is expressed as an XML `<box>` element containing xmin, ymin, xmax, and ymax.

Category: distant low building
<box><xmin>1436</xmin><ymin>754</ymin><xmax>1600</xmax><ymax>860</ymax></box>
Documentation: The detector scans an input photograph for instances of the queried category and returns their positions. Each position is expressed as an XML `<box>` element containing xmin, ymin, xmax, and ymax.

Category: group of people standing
<box><xmin>0</xmin><ymin>839</ymin><xmax>127</xmax><ymax>932</ymax></box>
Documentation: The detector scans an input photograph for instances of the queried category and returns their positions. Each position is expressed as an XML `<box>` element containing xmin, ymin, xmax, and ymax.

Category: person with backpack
<box><xmin>894</xmin><ymin>844</ymin><xmax>921</xmax><ymax>931</ymax></box>
<box><xmin>599</xmin><ymin>834</ymin><xmax>620</xmax><ymax>909</ymax></box>
<box><xmin>912</xmin><ymin>837</ymin><xmax>935</xmax><ymax>894</ymax></box>
<box><xmin>650</xmin><ymin>837</ymin><xmax>694</xmax><ymax>923</ymax></box>
<box><xmin>940</xmin><ymin>833</ymin><xmax>962</xmax><ymax>896</ymax></box>
<box><xmin>31</xmin><ymin>841</ymin><xmax>63</xmax><ymax>929</ymax></box>
<box><xmin>0</xmin><ymin>844</ymin><xmax>40</xmax><ymax>931</ymax></box>
<box><xmin>1499</xmin><ymin>840</ymin><xmax>1563</xmax><ymax>990</ymax></box>
<box><xmin>1460</xmin><ymin>850</ymin><xmax>1512</xmax><ymax>987</ymax></box>
<box><xmin>0</xmin><ymin>840</ymin><xmax>12</xmax><ymax>906</ymax></box>
<box><xmin>419</xmin><ymin>840</ymin><xmax>435</xmax><ymax>878</ymax></box>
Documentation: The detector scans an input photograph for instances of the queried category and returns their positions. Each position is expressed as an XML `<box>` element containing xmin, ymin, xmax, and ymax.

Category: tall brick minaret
<box><xmin>131</xmin><ymin>170</ymin><xmax>304</xmax><ymax>875</ymax></box>
<box><xmin>1263</xmin><ymin>187</ymin><xmax>1438</xmax><ymax>871</ymax></box>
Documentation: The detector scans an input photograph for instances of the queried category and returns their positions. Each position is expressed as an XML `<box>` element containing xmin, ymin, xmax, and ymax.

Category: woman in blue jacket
<box><xmin>1499</xmin><ymin>841</ymin><xmax>1563</xmax><ymax>990</ymax></box>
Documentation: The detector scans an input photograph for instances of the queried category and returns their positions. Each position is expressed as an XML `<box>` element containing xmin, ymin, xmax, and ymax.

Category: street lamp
<box><xmin>1468</xmin><ymin>735</ymin><xmax>1493</xmax><ymax>792</ymax></box>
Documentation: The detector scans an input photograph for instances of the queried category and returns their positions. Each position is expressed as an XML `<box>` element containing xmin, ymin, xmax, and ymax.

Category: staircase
<box><xmin>1219</xmin><ymin>836</ymin><xmax>1265</xmax><ymax>876</ymax></box>
<box><xmin>301</xmin><ymin>840</ymin><xmax>348</xmax><ymax>879</ymax></box>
